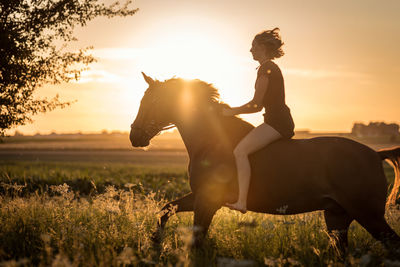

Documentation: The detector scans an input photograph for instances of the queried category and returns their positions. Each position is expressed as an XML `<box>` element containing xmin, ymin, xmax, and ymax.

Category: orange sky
<box><xmin>11</xmin><ymin>0</ymin><xmax>400</xmax><ymax>135</ymax></box>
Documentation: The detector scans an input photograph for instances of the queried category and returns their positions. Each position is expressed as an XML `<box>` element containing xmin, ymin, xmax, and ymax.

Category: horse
<box><xmin>129</xmin><ymin>72</ymin><xmax>400</xmax><ymax>254</ymax></box>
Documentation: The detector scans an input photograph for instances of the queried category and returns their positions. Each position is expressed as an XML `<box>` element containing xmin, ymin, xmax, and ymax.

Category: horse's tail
<box><xmin>378</xmin><ymin>146</ymin><xmax>400</xmax><ymax>207</ymax></box>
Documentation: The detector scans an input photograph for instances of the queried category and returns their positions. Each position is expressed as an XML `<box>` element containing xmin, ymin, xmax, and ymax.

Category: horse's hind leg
<box><xmin>152</xmin><ymin>192</ymin><xmax>195</xmax><ymax>243</ymax></box>
<box><xmin>355</xmin><ymin>215</ymin><xmax>400</xmax><ymax>249</ymax></box>
<box><xmin>324</xmin><ymin>206</ymin><xmax>353</xmax><ymax>258</ymax></box>
<box><xmin>345</xmin><ymin>193</ymin><xmax>400</xmax><ymax>249</ymax></box>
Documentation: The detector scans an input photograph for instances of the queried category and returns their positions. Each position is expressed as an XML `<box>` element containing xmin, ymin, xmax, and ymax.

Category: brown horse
<box><xmin>130</xmin><ymin>73</ymin><xmax>400</xmax><ymax>253</ymax></box>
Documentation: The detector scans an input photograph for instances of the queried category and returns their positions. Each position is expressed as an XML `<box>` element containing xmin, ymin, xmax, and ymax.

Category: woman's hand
<box><xmin>222</xmin><ymin>108</ymin><xmax>236</xmax><ymax>116</ymax></box>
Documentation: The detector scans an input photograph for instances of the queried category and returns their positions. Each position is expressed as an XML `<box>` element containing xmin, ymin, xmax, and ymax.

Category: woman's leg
<box><xmin>226</xmin><ymin>123</ymin><xmax>282</xmax><ymax>213</ymax></box>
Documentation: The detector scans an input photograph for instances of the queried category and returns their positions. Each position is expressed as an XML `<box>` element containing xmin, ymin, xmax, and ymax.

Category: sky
<box><xmin>12</xmin><ymin>0</ymin><xmax>400</xmax><ymax>135</ymax></box>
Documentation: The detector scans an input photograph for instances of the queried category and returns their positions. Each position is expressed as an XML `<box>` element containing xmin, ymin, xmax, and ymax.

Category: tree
<box><xmin>0</xmin><ymin>0</ymin><xmax>138</xmax><ymax>135</ymax></box>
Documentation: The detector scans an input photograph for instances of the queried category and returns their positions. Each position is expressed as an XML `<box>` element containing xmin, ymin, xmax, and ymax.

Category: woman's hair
<box><xmin>254</xmin><ymin>28</ymin><xmax>284</xmax><ymax>59</ymax></box>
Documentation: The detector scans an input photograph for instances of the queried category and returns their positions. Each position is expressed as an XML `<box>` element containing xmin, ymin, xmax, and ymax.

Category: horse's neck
<box><xmin>223</xmin><ymin>116</ymin><xmax>254</xmax><ymax>146</ymax></box>
<box><xmin>175</xmin><ymin>109</ymin><xmax>253</xmax><ymax>158</ymax></box>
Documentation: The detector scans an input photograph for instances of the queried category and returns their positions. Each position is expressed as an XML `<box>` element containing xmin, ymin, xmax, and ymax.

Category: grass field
<box><xmin>1</xmin><ymin>135</ymin><xmax>400</xmax><ymax>266</ymax></box>
<box><xmin>1</xmin><ymin>158</ymin><xmax>399</xmax><ymax>266</ymax></box>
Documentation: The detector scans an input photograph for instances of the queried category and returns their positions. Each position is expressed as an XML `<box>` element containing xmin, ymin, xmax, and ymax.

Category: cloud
<box><xmin>92</xmin><ymin>48</ymin><xmax>145</xmax><ymax>60</ymax></box>
<box><xmin>81</xmin><ymin>48</ymin><xmax>372</xmax><ymax>85</ymax></box>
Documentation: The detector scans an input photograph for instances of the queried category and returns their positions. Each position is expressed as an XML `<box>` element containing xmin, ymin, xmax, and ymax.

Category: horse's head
<box><xmin>130</xmin><ymin>73</ymin><xmax>176</xmax><ymax>147</ymax></box>
<box><xmin>130</xmin><ymin>73</ymin><xmax>248</xmax><ymax>148</ymax></box>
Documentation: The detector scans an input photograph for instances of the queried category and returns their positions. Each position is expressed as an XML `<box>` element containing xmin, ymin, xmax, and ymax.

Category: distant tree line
<box><xmin>352</xmin><ymin>122</ymin><xmax>399</xmax><ymax>137</ymax></box>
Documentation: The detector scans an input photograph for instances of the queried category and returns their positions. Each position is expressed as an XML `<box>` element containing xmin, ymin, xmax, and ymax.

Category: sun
<box><xmin>142</xmin><ymin>29</ymin><xmax>233</xmax><ymax>81</ymax></box>
<box><xmin>106</xmin><ymin>18</ymin><xmax>263</xmax><ymax>131</ymax></box>
<box><xmin>136</xmin><ymin>24</ymin><xmax>256</xmax><ymax>114</ymax></box>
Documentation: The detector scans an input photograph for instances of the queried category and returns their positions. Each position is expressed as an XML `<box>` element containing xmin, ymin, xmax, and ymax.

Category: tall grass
<box><xmin>0</xmin><ymin>161</ymin><xmax>399</xmax><ymax>266</ymax></box>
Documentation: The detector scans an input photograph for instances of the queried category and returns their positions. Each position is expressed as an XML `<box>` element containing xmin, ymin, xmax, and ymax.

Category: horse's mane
<box><xmin>154</xmin><ymin>77</ymin><xmax>254</xmax><ymax>146</ymax></box>
<box><xmin>157</xmin><ymin>77</ymin><xmax>233</xmax><ymax>112</ymax></box>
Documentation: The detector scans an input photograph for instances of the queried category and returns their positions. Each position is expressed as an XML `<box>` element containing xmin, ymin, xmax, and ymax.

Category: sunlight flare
<box><xmin>180</xmin><ymin>81</ymin><xmax>194</xmax><ymax>121</ymax></box>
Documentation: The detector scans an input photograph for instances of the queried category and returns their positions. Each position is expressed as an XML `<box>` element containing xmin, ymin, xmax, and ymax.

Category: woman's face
<box><xmin>250</xmin><ymin>40</ymin><xmax>268</xmax><ymax>61</ymax></box>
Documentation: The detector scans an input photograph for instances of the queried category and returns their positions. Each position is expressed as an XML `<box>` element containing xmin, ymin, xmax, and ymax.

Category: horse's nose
<box><xmin>130</xmin><ymin>135</ymin><xmax>142</xmax><ymax>147</ymax></box>
<box><xmin>130</xmin><ymin>128</ymin><xmax>149</xmax><ymax>147</ymax></box>
<box><xmin>130</xmin><ymin>138</ymin><xmax>138</xmax><ymax>147</ymax></box>
<box><xmin>131</xmin><ymin>138</ymin><xmax>150</xmax><ymax>147</ymax></box>
<box><xmin>129</xmin><ymin>128</ymin><xmax>138</xmax><ymax>147</ymax></box>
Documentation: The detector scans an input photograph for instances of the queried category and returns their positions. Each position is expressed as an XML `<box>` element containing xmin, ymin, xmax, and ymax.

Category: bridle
<box><xmin>130</xmin><ymin>90</ymin><xmax>177</xmax><ymax>138</ymax></box>
<box><xmin>130</xmin><ymin>120</ymin><xmax>175</xmax><ymax>138</ymax></box>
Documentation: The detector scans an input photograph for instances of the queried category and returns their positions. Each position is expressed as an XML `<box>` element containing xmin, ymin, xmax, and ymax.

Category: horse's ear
<box><xmin>141</xmin><ymin>72</ymin><xmax>154</xmax><ymax>85</ymax></box>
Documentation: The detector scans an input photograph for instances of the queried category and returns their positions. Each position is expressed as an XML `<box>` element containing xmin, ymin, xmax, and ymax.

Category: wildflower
<box><xmin>117</xmin><ymin>247</ymin><xmax>135</xmax><ymax>265</ymax></box>
<box><xmin>51</xmin><ymin>254</ymin><xmax>72</xmax><ymax>267</ymax></box>
<box><xmin>264</xmin><ymin>257</ymin><xmax>276</xmax><ymax>266</ymax></box>
<box><xmin>124</xmin><ymin>183</ymin><xmax>135</xmax><ymax>190</ymax></box>
<box><xmin>40</xmin><ymin>233</ymin><xmax>51</xmax><ymax>243</ymax></box>
<box><xmin>50</xmin><ymin>183</ymin><xmax>70</xmax><ymax>195</ymax></box>
<box><xmin>105</xmin><ymin>203</ymin><xmax>121</xmax><ymax>214</ymax></box>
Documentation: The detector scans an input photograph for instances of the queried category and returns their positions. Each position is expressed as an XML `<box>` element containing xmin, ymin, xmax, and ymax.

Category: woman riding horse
<box><xmin>130</xmin><ymin>37</ymin><xmax>400</xmax><ymax>254</ymax></box>
<box><xmin>223</xmin><ymin>28</ymin><xmax>295</xmax><ymax>213</ymax></box>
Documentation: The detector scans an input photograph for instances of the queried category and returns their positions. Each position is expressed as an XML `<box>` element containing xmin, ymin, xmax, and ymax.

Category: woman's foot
<box><xmin>225</xmin><ymin>202</ymin><xmax>247</xmax><ymax>214</ymax></box>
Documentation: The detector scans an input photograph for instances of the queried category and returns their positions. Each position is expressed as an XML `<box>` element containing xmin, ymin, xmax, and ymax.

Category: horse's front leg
<box><xmin>192</xmin><ymin>193</ymin><xmax>221</xmax><ymax>248</ymax></box>
<box><xmin>152</xmin><ymin>192</ymin><xmax>195</xmax><ymax>244</ymax></box>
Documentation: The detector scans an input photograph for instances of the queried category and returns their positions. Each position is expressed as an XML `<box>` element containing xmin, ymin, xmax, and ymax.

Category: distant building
<box><xmin>351</xmin><ymin>122</ymin><xmax>399</xmax><ymax>137</ymax></box>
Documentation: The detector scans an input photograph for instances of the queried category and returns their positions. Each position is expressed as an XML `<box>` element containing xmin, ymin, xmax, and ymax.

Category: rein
<box><xmin>131</xmin><ymin>120</ymin><xmax>176</xmax><ymax>138</ymax></box>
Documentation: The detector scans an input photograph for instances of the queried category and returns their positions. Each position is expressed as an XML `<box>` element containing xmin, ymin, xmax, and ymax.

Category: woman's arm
<box><xmin>223</xmin><ymin>75</ymin><xmax>269</xmax><ymax>116</ymax></box>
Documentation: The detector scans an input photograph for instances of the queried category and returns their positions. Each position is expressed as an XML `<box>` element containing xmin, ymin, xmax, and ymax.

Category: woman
<box><xmin>223</xmin><ymin>28</ymin><xmax>295</xmax><ymax>213</ymax></box>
